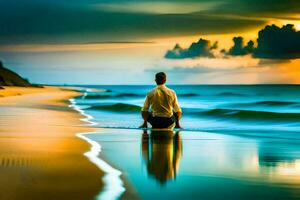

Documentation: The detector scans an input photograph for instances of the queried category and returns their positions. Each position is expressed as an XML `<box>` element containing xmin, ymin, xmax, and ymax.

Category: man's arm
<box><xmin>173</xmin><ymin>93</ymin><xmax>182</xmax><ymax>128</ymax></box>
<box><xmin>174</xmin><ymin>111</ymin><xmax>182</xmax><ymax>128</ymax></box>
<box><xmin>141</xmin><ymin>111</ymin><xmax>149</xmax><ymax>123</ymax></box>
<box><xmin>175</xmin><ymin>111</ymin><xmax>182</xmax><ymax>119</ymax></box>
<box><xmin>139</xmin><ymin>95</ymin><xmax>150</xmax><ymax>128</ymax></box>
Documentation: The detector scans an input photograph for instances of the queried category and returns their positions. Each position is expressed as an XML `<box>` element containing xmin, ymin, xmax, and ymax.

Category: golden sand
<box><xmin>0</xmin><ymin>86</ymin><xmax>103</xmax><ymax>200</ymax></box>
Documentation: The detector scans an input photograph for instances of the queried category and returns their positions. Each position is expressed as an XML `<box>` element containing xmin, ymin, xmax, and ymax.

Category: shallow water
<box><xmin>86</xmin><ymin>129</ymin><xmax>300</xmax><ymax>200</ymax></box>
<box><xmin>72</xmin><ymin>85</ymin><xmax>300</xmax><ymax>199</ymax></box>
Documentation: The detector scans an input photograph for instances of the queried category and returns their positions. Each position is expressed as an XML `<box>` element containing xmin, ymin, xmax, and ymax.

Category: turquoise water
<box><xmin>73</xmin><ymin>85</ymin><xmax>300</xmax><ymax>199</ymax></box>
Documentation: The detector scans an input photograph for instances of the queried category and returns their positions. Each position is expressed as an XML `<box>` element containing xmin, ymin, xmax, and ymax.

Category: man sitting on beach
<box><xmin>139</xmin><ymin>72</ymin><xmax>182</xmax><ymax>129</ymax></box>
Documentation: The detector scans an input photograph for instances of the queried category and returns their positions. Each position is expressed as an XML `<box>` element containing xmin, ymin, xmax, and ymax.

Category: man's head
<box><xmin>155</xmin><ymin>72</ymin><xmax>166</xmax><ymax>85</ymax></box>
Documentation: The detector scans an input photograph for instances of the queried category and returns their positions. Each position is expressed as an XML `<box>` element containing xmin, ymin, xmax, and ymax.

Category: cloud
<box><xmin>167</xmin><ymin>66</ymin><xmax>243</xmax><ymax>74</ymax></box>
<box><xmin>199</xmin><ymin>0</ymin><xmax>300</xmax><ymax>20</ymax></box>
<box><xmin>171</xmin><ymin>66</ymin><xmax>216</xmax><ymax>73</ymax></box>
<box><xmin>0</xmin><ymin>41</ymin><xmax>155</xmax><ymax>53</ymax></box>
<box><xmin>165</xmin><ymin>24</ymin><xmax>300</xmax><ymax>60</ymax></box>
<box><xmin>146</xmin><ymin>66</ymin><xmax>221</xmax><ymax>74</ymax></box>
<box><xmin>2</xmin><ymin>0</ymin><xmax>300</xmax><ymax>45</ymax></box>
<box><xmin>165</xmin><ymin>39</ymin><xmax>217</xmax><ymax>59</ymax></box>
<box><xmin>221</xmin><ymin>24</ymin><xmax>300</xmax><ymax>60</ymax></box>
<box><xmin>150</xmin><ymin>55</ymin><xmax>260</xmax><ymax>76</ymax></box>
<box><xmin>253</xmin><ymin>24</ymin><xmax>300</xmax><ymax>59</ymax></box>
<box><xmin>0</xmin><ymin>0</ymin><xmax>266</xmax><ymax>44</ymax></box>
<box><xmin>145</xmin><ymin>65</ymin><xmax>248</xmax><ymax>81</ymax></box>
<box><xmin>94</xmin><ymin>1</ymin><xmax>220</xmax><ymax>14</ymax></box>
<box><xmin>227</xmin><ymin>37</ymin><xmax>254</xmax><ymax>56</ymax></box>
<box><xmin>258</xmin><ymin>59</ymin><xmax>291</xmax><ymax>66</ymax></box>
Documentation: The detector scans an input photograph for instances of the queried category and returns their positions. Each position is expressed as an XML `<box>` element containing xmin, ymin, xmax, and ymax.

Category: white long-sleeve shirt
<box><xmin>141</xmin><ymin>84</ymin><xmax>182</xmax><ymax>118</ymax></box>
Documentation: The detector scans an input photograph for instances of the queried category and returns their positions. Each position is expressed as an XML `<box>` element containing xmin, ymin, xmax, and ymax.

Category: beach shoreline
<box><xmin>69</xmin><ymin>98</ymin><xmax>126</xmax><ymax>200</ymax></box>
<box><xmin>0</xmin><ymin>86</ymin><xmax>103</xmax><ymax>200</ymax></box>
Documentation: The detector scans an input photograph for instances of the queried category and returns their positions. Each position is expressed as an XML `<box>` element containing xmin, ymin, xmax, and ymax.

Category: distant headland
<box><xmin>0</xmin><ymin>60</ymin><xmax>38</xmax><ymax>88</ymax></box>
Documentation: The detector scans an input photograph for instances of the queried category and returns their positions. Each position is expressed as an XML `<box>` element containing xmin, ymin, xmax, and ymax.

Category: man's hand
<box><xmin>175</xmin><ymin>124</ymin><xmax>182</xmax><ymax>129</ymax></box>
<box><xmin>139</xmin><ymin>122</ymin><xmax>148</xmax><ymax>128</ymax></box>
<box><xmin>140</xmin><ymin>111</ymin><xmax>149</xmax><ymax>128</ymax></box>
<box><xmin>174</xmin><ymin>111</ymin><xmax>182</xmax><ymax>129</ymax></box>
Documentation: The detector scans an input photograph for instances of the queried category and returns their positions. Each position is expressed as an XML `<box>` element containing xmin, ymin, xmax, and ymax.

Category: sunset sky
<box><xmin>0</xmin><ymin>0</ymin><xmax>300</xmax><ymax>84</ymax></box>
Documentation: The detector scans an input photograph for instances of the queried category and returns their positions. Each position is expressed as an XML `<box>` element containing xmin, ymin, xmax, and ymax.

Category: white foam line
<box><xmin>69</xmin><ymin>98</ymin><xmax>98</xmax><ymax>126</ymax></box>
<box><xmin>69</xmin><ymin>98</ymin><xmax>126</xmax><ymax>200</ymax></box>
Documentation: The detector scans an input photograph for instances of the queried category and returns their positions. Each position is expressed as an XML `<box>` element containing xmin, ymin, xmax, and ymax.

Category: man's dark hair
<box><xmin>155</xmin><ymin>72</ymin><xmax>166</xmax><ymax>85</ymax></box>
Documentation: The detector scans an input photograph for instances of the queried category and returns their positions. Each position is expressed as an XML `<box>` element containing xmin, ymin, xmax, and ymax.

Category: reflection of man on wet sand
<box><xmin>140</xmin><ymin>72</ymin><xmax>182</xmax><ymax>129</ymax></box>
<box><xmin>141</xmin><ymin>131</ymin><xmax>182</xmax><ymax>184</ymax></box>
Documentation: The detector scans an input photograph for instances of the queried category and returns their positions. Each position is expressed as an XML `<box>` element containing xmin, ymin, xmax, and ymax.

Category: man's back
<box><xmin>140</xmin><ymin>72</ymin><xmax>182</xmax><ymax>129</ymax></box>
<box><xmin>142</xmin><ymin>85</ymin><xmax>181</xmax><ymax>118</ymax></box>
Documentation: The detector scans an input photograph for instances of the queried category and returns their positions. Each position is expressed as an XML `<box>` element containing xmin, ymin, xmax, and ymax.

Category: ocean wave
<box><xmin>84</xmin><ymin>92</ymin><xmax>200</xmax><ymax>99</ymax></box>
<box><xmin>84</xmin><ymin>93</ymin><xmax>142</xmax><ymax>99</ymax></box>
<box><xmin>82</xmin><ymin>98</ymin><xmax>300</xmax><ymax>122</ymax></box>
<box><xmin>230</xmin><ymin>101</ymin><xmax>300</xmax><ymax>107</ymax></box>
<box><xmin>84</xmin><ymin>102</ymin><xmax>300</xmax><ymax>121</ymax></box>
<box><xmin>178</xmin><ymin>93</ymin><xmax>199</xmax><ymax>97</ymax></box>
<box><xmin>214</xmin><ymin>92</ymin><xmax>248</xmax><ymax>97</ymax></box>
<box><xmin>84</xmin><ymin>94</ymin><xmax>112</xmax><ymax>99</ymax></box>
<box><xmin>86</xmin><ymin>103</ymin><xmax>142</xmax><ymax>113</ymax></box>
<box><xmin>197</xmin><ymin>108</ymin><xmax>300</xmax><ymax>121</ymax></box>
<box><xmin>83</xmin><ymin>91</ymin><xmax>253</xmax><ymax>99</ymax></box>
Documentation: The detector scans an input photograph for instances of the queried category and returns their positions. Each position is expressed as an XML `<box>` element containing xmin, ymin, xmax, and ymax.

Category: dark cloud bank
<box><xmin>227</xmin><ymin>37</ymin><xmax>254</xmax><ymax>56</ymax></box>
<box><xmin>254</xmin><ymin>24</ymin><xmax>300</xmax><ymax>59</ymax></box>
<box><xmin>1</xmin><ymin>0</ymin><xmax>300</xmax><ymax>44</ymax></box>
<box><xmin>0</xmin><ymin>0</ymin><xmax>267</xmax><ymax>44</ymax></box>
<box><xmin>165</xmin><ymin>24</ymin><xmax>300</xmax><ymax>60</ymax></box>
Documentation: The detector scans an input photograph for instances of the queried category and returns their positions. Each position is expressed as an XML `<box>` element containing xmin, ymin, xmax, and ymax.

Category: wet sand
<box><xmin>0</xmin><ymin>87</ymin><xmax>103</xmax><ymax>200</ymax></box>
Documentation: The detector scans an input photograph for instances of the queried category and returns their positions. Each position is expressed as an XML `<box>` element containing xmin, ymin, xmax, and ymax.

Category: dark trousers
<box><xmin>147</xmin><ymin>112</ymin><xmax>178</xmax><ymax>129</ymax></box>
